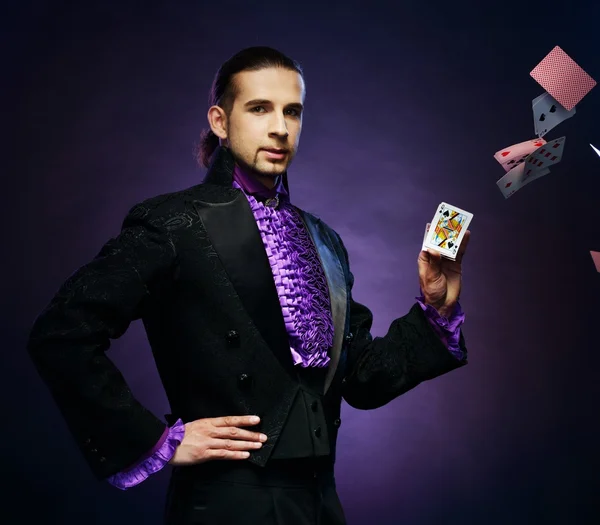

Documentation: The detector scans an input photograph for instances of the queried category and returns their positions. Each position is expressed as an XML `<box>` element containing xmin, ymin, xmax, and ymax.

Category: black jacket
<box><xmin>27</xmin><ymin>146</ymin><xmax>467</xmax><ymax>481</ymax></box>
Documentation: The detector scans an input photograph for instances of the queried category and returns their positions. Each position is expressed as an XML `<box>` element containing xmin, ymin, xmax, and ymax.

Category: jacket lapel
<box><xmin>193</xmin><ymin>148</ymin><xmax>296</xmax><ymax>376</ymax></box>
<box><xmin>192</xmin><ymin>192</ymin><xmax>297</xmax><ymax>377</ymax></box>
<box><xmin>297</xmin><ymin>211</ymin><xmax>347</xmax><ymax>393</ymax></box>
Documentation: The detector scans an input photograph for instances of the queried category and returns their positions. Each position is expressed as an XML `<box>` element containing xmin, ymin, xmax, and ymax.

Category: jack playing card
<box><xmin>523</xmin><ymin>136</ymin><xmax>566</xmax><ymax>175</ymax></box>
<box><xmin>494</xmin><ymin>138</ymin><xmax>547</xmax><ymax>172</ymax></box>
<box><xmin>496</xmin><ymin>162</ymin><xmax>551</xmax><ymax>199</ymax></box>
<box><xmin>530</xmin><ymin>46</ymin><xmax>597</xmax><ymax>111</ymax></box>
<box><xmin>423</xmin><ymin>202</ymin><xmax>473</xmax><ymax>260</ymax></box>
<box><xmin>532</xmin><ymin>92</ymin><xmax>576</xmax><ymax>138</ymax></box>
<box><xmin>591</xmin><ymin>251</ymin><xmax>600</xmax><ymax>273</ymax></box>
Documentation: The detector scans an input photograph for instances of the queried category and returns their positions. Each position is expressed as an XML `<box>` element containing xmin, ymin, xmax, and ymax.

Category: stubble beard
<box><xmin>237</xmin><ymin>149</ymin><xmax>291</xmax><ymax>180</ymax></box>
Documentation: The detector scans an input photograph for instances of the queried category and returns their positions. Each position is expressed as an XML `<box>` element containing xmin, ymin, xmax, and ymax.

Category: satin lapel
<box><xmin>297</xmin><ymin>210</ymin><xmax>348</xmax><ymax>394</ymax></box>
<box><xmin>192</xmin><ymin>191</ymin><xmax>296</xmax><ymax>377</ymax></box>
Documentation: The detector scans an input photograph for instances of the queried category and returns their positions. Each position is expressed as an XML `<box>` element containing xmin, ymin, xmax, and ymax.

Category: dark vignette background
<box><xmin>4</xmin><ymin>1</ymin><xmax>600</xmax><ymax>524</ymax></box>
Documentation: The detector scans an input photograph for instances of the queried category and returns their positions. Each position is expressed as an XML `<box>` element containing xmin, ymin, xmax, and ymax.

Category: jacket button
<box><xmin>238</xmin><ymin>373</ymin><xmax>252</xmax><ymax>388</ymax></box>
<box><xmin>84</xmin><ymin>438</ymin><xmax>91</xmax><ymax>445</ymax></box>
<box><xmin>226</xmin><ymin>330</ymin><xmax>239</xmax><ymax>343</ymax></box>
<box><xmin>344</xmin><ymin>332</ymin><xmax>354</xmax><ymax>343</ymax></box>
<box><xmin>333</xmin><ymin>418</ymin><xmax>341</xmax><ymax>428</ymax></box>
<box><xmin>314</xmin><ymin>427</ymin><xmax>322</xmax><ymax>438</ymax></box>
<box><xmin>99</xmin><ymin>456</ymin><xmax>106</xmax><ymax>462</ymax></box>
<box><xmin>91</xmin><ymin>448</ymin><xmax>98</xmax><ymax>454</ymax></box>
<box><xmin>311</xmin><ymin>401</ymin><xmax>318</xmax><ymax>412</ymax></box>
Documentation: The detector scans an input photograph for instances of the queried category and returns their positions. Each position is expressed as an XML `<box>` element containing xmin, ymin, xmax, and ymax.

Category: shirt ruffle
<box><xmin>106</xmin><ymin>418</ymin><xmax>185</xmax><ymax>490</ymax></box>
<box><xmin>239</xmin><ymin>185</ymin><xmax>334</xmax><ymax>368</ymax></box>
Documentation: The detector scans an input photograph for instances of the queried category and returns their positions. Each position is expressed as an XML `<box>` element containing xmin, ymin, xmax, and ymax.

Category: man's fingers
<box><xmin>207</xmin><ymin>416</ymin><xmax>267</xmax><ymax>442</ymax></box>
<box><xmin>422</xmin><ymin>248</ymin><xmax>443</xmax><ymax>278</ymax></box>
<box><xmin>455</xmin><ymin>230</ymin><xmax>471</xmax><ymax>263</ymax></box>
<box><xmin>209</xmin><ymin>438</ymin><xmax>264</xmax><ymax>451</ymax></box>
<box><xmin>210</xmin><ymin>426</ymin><xmax>267</xmax><ymax>442</ymax></box>
<box><xmin>205</xmin><ymin>449</ymin><xmax>252</xmax><ymax>460</ymax></box>
<box><xmin>212</xmin><ymin>415</ymin><xmax>261</xmax><ymax>428</ymax></box>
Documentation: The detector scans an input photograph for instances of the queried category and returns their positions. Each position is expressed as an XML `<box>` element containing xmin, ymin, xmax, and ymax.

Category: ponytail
<box><xmin>196</xmin><ymin>129</ymin><xmax>220</xmax><ymax>168</ymax></box>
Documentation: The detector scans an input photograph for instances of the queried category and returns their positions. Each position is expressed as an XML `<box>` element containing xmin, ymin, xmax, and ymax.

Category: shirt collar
<box><xmin>232</xmin><ymin>163</ymin><xmax>289</xmax><ymax>202</ymax></box>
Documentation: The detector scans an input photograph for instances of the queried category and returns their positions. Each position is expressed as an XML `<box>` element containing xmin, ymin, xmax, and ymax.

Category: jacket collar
<box><xmin>202</xmin><ymin>146</ymin><xmax>291</xmax><ymax>196</ymax></box>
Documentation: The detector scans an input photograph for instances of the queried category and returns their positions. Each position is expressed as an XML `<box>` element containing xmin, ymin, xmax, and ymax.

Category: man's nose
<box><xmin>269</xmin><ymin>113</ymin><xmax>289</xmax><ymax>137</ymax></box>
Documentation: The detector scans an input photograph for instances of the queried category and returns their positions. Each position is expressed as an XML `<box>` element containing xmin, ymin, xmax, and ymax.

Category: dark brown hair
<box><xmin>195</xmin><ymin>46</ymin><xmax>304</xmax><ymax>168</ymax></box>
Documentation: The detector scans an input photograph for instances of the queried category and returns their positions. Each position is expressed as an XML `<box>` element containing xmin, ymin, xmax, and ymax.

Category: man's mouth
<box><xmin>262</xmin><ymin>148</ymin><xmax>288</xmax><ymax>159</ymax></box>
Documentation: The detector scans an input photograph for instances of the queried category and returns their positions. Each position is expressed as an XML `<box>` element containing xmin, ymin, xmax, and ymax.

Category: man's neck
<box><xmin>236</xmin><ymin>163</ymin><xmax>279</xmax><ymax>190</ymax></box>
<box><xmin>253</xmin><ymin>173</ymin><xmax>279</xmax><ymax>190</ymax></box>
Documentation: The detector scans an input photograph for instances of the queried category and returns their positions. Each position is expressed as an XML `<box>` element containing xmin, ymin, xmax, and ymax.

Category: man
<box><xmin>27</xmin><ymin>46</ymin><xmax>470</xmax><ymax>525</ymax></box>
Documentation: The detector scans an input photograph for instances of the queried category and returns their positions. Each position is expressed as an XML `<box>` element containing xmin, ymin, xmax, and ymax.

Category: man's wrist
<box><xmin>424</xmin><ymin>300</ymin><xmax>455</xmax><ymax>319</ymax></box>
<box><xmin>437</xmin><ymin>304</ymin><xmax>454</xmax><ymax>318</ymax></box>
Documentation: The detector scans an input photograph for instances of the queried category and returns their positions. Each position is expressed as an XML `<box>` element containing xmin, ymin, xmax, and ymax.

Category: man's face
<box><xmin>209</xmin><ymin>67</ymin><xmax>305</xmax><ymax>181</ymax></box>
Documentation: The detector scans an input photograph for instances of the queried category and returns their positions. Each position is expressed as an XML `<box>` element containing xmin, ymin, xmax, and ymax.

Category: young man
<box><xmin>27</xmin><ymin>46</ymin><xmax>470</xmax><ymax>525</ymax></box>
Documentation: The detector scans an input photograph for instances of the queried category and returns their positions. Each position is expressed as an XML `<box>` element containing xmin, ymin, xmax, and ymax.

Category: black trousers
<box><xmin>164</xmin><ymin>457</ymin><xmax>347</xmax><ymax>525</ymax></box>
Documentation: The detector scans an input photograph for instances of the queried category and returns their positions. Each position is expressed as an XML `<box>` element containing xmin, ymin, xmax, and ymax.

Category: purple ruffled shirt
<box><xmin>106</xmin><ymin>165</ymin><xmax>466</xmax><ymax>489</ymax></box>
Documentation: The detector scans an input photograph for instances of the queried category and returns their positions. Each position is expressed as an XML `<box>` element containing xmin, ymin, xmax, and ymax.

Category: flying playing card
<box><xmin>496</xmin><ymin>162</ymin><xmax>551</xmax><ymax>199</ymax></box>
<box><xmin>423</xmin><ymin>202</ymin><xmax>473</xmax><ymax>260</ymax></box>
<box><xmin>530</xmin><ymin>46</ymin><xmax>597</xmax><ymax>111</ymax></box>
<box><xmin>591</xmin><ymin>251</ymin><xmax>600</xmax><ymax>273</ymax></box>
<box><xmin>591</xmin><ymin>144</ymin><xmax>600</xmax><ymax>158</ymax></box>
<box><xmin>532</xmin><ymin>92</ymin><xmax>576</xmax><ymax>138</ymax></box>
<box><xmin>494</xmin><ymin>138</ymin><xmax>547</xmax><ymax>172</ymax></box>
<box><xmin>523</xmin><ymin>136</ymin><xmax>566</xmax><ymax>175</ymax></box>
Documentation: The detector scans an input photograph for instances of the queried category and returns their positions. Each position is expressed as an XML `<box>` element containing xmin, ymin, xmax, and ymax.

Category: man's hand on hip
<box><xmin>168</xmin><ymin>415</ymin><xmax>267</xmax><ymax>466</ymax></box>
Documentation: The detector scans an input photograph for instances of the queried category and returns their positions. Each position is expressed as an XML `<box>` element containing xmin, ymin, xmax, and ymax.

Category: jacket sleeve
<box><xmin>335</xmin><ymin>233</ymin><xmax>468</xmax><ymax>410</ymax></box>
<box><xmin>106</xmin><ymin>419</ymin><xmax>185</xmax><ymax>490</ymax></box>
<box><xmin>26</xmin><ymin>201</ymin><xmax>177</xmax><ymax>480</ymax></box>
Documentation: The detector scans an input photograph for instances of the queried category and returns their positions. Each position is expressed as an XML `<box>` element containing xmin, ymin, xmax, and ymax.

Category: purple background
<box><xmin>6</xmin><ymin>1</ymin><xmax>600</xmax><ymax>524</ymax></box>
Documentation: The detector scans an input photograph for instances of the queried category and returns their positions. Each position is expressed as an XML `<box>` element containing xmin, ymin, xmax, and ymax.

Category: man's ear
<box><xmin>207</xmin><ymin>106</ymin><xmax>228</xmax><ymax>140</ymax></box>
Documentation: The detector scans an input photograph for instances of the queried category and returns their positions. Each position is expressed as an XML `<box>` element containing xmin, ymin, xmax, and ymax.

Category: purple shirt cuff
<box><xmin>106</xmin><ymin>418</ymin><xmax>185</xmax><ymax>490</ymax></box>
<box><xmin>416</xmin><ymin>294</ymin><xmax>465</xmax><ymax>361</ymax></box>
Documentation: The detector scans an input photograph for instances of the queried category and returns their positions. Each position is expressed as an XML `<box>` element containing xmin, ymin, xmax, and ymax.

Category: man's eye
<box><xmin>286</xmin><ymin>109</ymin><xmax>300</xmax><ymax>117</ymax></box>
<box><xmin>251</xmin><ymin>106</ymin><xmax>265</xmax><ymax>113</ymax></box>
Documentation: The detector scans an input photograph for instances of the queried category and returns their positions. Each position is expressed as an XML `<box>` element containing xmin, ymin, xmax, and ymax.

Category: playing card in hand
<box><xmin>423</xmin><ymin>202</ymin><xmax>473</xmax><ymax>260</ymax></box>
<box><xmin>532</xmin><ymin>92</ymin><xmax>576</xmax><ymax>138</ymax></box>
<box><xmin>530</xmin><ymin>45</ymin><xmax>597</xmax><ymax>111</ymax></box>
<box><xmin>591</xmin><ymin>251</ymin><xmax>600</xmax><ymax>273</ymax></box>
<box><xmin>496</xmin><ymin>162</ymin><xmax>550</xmax><ymax>199</ymax></box>
<box><xmin>421</xmin><ymin>222</ymin><xmax>430</xmax><ymax>251</ymax></box>
<box><xmin>523</xmin><ymin>136</ymin><xmax>566</xmax><ymax>175</ymax></box>
<box><xmin>494</xmin><ymin>138</ymin><xmax>547</xmax><ymax>172</ymax></box>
